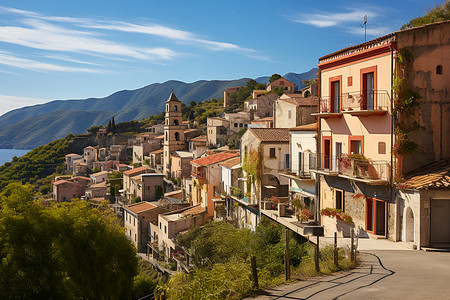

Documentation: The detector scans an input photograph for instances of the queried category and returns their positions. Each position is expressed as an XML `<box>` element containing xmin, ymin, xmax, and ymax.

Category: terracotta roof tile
<box><xmin>220</xmin><ymin>157</ymin><xmax>241</xmax><ymax>169</ymax></box>
<box><xmin>249</xmin><ymin>128</ymin><xmax>290</xmax><ymax>142</ymax></box>
<box><xmin>398</xmin><ymin>160</ymin><xmax>450</xmax><ymax>190</ymax></box>
<box><xmin>279</xmin><ymin>96</ymin><xmax>319</xmax><ymax>106</ymax></box>
<box><xmin>290</xmin><ymin>123</ymin><xmax>318</xmax><ymax>131</ymax></box>
<box><xmin>53</xmin><ymin>180</ymin><xmax>71</xmax><ymax>185</ymax></box>
<box><xmin>190</xmin><ymin>151</ymin><xmax>240</xmax><ymax>166</ymax></box>
<box><xmin>125</xmin><ymin>202</ymin><xmax>157</xmax><ymax>214</ymax></box>
<box><xmin>66</xmin><ymin>153</ymin><xmax>81</xmax><ymax>157</ymax></box>
<box><xmin>190</xmin><ymin>135</ymin><xmax>207</xmax><ymax>142</ymax></box>
<box><xmin>123</xmin><ymin>166</ymin><xmax>149</xmax><ymax>176</ymax></box>
<box><xmin>181</xmin><ymin>205</ymin><xmax>206</xmax><ymax>216</ymax></box>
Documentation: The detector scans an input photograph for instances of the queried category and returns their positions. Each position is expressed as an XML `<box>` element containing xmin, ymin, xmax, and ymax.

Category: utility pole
<box><xmin>285</xmin><ymin>228</ymin><xmax>291</xmax><ymax>281</ymax></box>
<box><xmin>361</xmin><ymin>15</ymin><xmax>368</xmax><ymax>43</ymax></box>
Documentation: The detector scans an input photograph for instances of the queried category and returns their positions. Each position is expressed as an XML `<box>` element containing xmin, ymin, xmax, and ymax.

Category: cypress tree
<box><xmin>112</xmin><ymin>117</ymin><xmax>116</xmax><ymax>134</ymax></box>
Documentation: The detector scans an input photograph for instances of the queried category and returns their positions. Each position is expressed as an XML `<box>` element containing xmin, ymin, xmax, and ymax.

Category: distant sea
<box><xmin>0</xmin><ymin>149</ymin><xmax>30</xmax><ymax>166</ymax></box>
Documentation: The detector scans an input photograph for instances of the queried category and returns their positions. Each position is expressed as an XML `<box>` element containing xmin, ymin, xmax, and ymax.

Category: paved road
<box><xmin>248</xmin><ymin>250</ymin><xmax>450</xmax><ymax>300</ymax></box>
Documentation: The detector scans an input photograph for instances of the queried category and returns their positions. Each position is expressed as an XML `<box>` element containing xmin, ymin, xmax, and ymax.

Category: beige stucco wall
<box><xmin>320</xmin><ymin>113</ymin><xmax>392</xmax><ymax>164</ymax></box>
<box><xmin>321</xmin><ymin>53</ymin><xmax>392</xmax><ymax>97</ymax></box>
<box><xmin>275</xmin><ymin>100</ymin><xmax>297</xmax><ymax>128</ymax></box>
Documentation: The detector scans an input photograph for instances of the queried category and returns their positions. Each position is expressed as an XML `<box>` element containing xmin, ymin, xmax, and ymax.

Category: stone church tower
<box><xmin>163</xmin><ymin>91</ymin><xmax>185</xmax><ymax>175</ymax></box>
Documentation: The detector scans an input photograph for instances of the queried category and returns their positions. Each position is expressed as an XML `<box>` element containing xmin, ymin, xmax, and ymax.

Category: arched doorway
<box><xmin>405</xmin><ymin>207</ymin><xmax>414</xmax><ymax>242</ymax></box>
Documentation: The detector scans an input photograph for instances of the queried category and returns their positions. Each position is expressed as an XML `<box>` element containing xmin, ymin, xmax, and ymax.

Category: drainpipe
<box><xmin>316</xmin><ymin>67</ymin><xmax>322</xmax><ymax>225</ymax></box>
<box><xmin>389</xmin><ymin>43</ymin><xmax>395</xmax><ymax>240</ymax></box>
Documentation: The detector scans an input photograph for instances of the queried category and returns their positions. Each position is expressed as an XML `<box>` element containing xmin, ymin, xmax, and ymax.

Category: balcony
<box><xmin>310</xmin><ymin>153</ymin><xmax>390</xmax><ymax>184</ymax></box>
<box><xmin>341</xmin><ymin>90</ymin><xmax>390</xmax><ymax>116</ymax></box>
<box><xmin>312</xmin><ymin>90</ymin><xmax>390</xmax><ymax>118</ymax></box>
<box><xmin>229</xmin><ymin>185</ymin><xmax>257</xmax><ymax>205</ymax></box>
<box><xmin>311</xmin><ymin>96</ymin><xmax>343</xmax><ymax>118</ymax></box>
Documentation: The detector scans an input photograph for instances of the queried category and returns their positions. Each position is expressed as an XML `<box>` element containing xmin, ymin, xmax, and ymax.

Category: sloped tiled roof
<box><xmin>220</xmin><ymin>156</ymin><xmax>241</xmax><ymax>169</ymax></box>
<box><xmin>66</xmin><ymin>153</ymin><xmax>81</xmax><ymax>157</ymax></box>
<box><xmin>249</xmin><ymin>128</ymin><xmax>290</xmax><ymax>142</ymax></box>
<box><xmin>398</xmin><ymin>160</ymin><xmax>450</xmax><ymax>190</ymax></box>
<box><xmin>190</xmin><ymin>151</ymin><xmax>240</xmax><ymax>167</ymax></box>
<box><xmin>181</xmin><ymin>205</ymin><xmax>206</xmax><ymax>216</ymax></box>
<box><xmin>125</xmin><ymin>202</ymin><xmax>157</xmax><ymax>214</ymax></box>
<box><xmin>166</xmin><ymin>91</ymin><xmax>179</xmax><ymax>102</ymax></box>
<box><xmin>150</xmin><ymin>149</ymin><xmax>164</xmax><ymax>154</ymax></box>
<box><xmin>190</xmin><ymin>135</ymin><xmax>207</xmax><ymax>142</ymax></box>
<box><xmin>278</xmin><ymin>96</ymin><xmax>319</xmax><ymax>106</ymax></box>
<box><xmin>123</xmin><ymin>166</ymin><xmax>149</xmax><ymax>176</ymax></box>
<box><xmin>290</xmin><ymin>123</ymin><xmax>318</xmax><ymax>131</ymax></box>
<box><xmin>53</xmin><ymin>180</ymin><xmax>71</xmax><ymax>186</ymax></box>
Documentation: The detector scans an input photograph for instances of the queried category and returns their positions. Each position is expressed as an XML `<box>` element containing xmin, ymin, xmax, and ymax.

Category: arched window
<box><xmin>174</xmin><ymin>105</ymin><xmax>178</xmax><ymax>111</ymax></box>
<box><xmin>165</xmin><ymin>119</ymin><xmax>168</xmax><ymax>125</ymax></box>
<box><xmin>166</xmin><ymin>104</ymin><xmax>169</xmax><ymax>111</ymax></box>
<box><xmin>174</xmin><ymin>119</ymin><xmax>179</xmax><ymax>125</ymax></box>
<box><xmin>175</xmin><ymin>132</ymin><xmax>180</xmax><ymax>141</ymax></box>
<box><xmin>304</xmin><ymin>90</ymin><xmax>311</xmax><ymax>98</ymax></box>
<box><xmin>436</xmin><ymin>65</ymin><xmax>443</xmax><ymax>75</ymax></box>
<box><xmin>165</xmin><ymin>131</ymin><xmax>168</xmax><ymax>142</ymax></box>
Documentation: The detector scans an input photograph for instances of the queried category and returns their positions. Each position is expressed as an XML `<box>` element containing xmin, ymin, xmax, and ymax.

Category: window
<box><xmin>350</xmin><ymin>140</ymin><xmax>362</xmax><ymax>154</ymax></box>
<box><xmin>335</xmin><ymin>189</ymin><xmax>344</xmax><ymax>211</ymax></box>
<box><xmin>234</xmin><ymin>123</ymin><xmax>238</xmax><ymax>127</ymax></box>
<box><xmin>165</xmin><ymin>132</ymin><xmax>168</xmax><ymax>142</ymax></box>
<box><xmin>134</xmin><ymin>218</ymin><xmax>135</xmax><ymax>226</ymax></box>
<box><xmin>175</xmin><ymin>132</ymin><xmax>180</xmax><ymax>141</ymax></box>
<box><xmin>347</xmin><ymin>76</ymin><xmax>353</xmax><ymax>86</ymax></box>
<box><xmin>288</xmin><ymin>110</ymin><xmax>292</xmax><ymax>119</ymax></box>
<box><xmin>436</xmin><ymin>65</ymin><xmax>443</xmax><ymax>75</ymax></box>
<box><xmin>285</xmin><ymin>153</ymin><xmax>290</xmax><ymax>169</ymax></box>
<box><xmin>166</xmin><ymin>104</ymin><xmax>169</xmax><ymax>111</ymax></box>
<box><xmin>378</xmin><ymin>142</ymin><xmax>386</xmax><ymax>154</ymax></box>
<box><xmin>174</xmin><ymin>119</ymin><xmax>179</xmax><ymax>125</ymax></box>
<box><xmin>349</xmin><ymin>136</ymin><xmax>364</xmax><ymax>154</ymax></box>
<box><xmin>174</xmin><ymin>105</ymin><xmax>178</xmax><ymax>111</ymax></box>
<box><xmin>134</xmin><ymin>234</ymin><xmax>136</xmax><ymax>241</ymax></box>
<box><xmin>331</xmin><ymin>80</ymin><xmax>340</xmax><ymax>112</ymax></box>
<box><xmin>164</xmin><ymin>226</ymin><xmax>167</xmax><ymax>234</ymax></box>
<box><xmin>159</xmin><ymin>222</ymin><xmax>161</xmax><ymax>229</ymax></box>
<box><xmin>239</xmin><ymin>123</ymin><xmax>243</xmax><ymax>127</ymax></box>
<box><xmin>269</xmin><ymin>148</ymin><xmax>276</xmax><ymax>158</ymax></box>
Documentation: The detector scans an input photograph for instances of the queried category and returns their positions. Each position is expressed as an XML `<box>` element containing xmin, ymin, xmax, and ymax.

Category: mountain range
<box><xmin>0</xmin><ymin>68</ymin><xmax>318</xmax><ymax>149</ymax></box>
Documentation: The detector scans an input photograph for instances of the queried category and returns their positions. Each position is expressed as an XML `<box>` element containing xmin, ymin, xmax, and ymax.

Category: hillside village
<box><xmin>50</xmin><ymin>21</ymin><xmax>450</xmax><ymax>279</ymax></box>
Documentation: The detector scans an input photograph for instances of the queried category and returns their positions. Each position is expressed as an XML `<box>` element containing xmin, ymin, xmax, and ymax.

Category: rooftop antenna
<box><xmin>361</xmin><ymin>15</ymin><xmax>367</xmax><ymax>42</ymax></box>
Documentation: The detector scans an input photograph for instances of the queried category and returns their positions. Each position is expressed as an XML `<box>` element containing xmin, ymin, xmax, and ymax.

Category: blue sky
<box><xmin>0</xmin><ymin>0</ymin><xmax>441</xmax><ymax>115</ymax></box>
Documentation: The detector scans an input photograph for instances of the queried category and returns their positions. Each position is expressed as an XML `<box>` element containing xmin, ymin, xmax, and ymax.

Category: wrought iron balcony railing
<box><xmin>310</xmin><ymin>153</ymin><xmax>390</xmax><ymax>182</ymax></box>
<box><xmin>317</xmin><ymin>90</ymin><xmax>391</xmax><ymax>114</ymax></box>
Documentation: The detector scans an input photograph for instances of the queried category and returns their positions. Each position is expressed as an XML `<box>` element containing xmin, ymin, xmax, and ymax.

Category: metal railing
<box><xmin>318</xmin><ymin>90</ymin><xmax>390</xmax><ymax>113</ymax></box>
<box><xmin>310</xmin><ymin>153</ymin><xmax>390</xmax><ymax>181</ymax></box>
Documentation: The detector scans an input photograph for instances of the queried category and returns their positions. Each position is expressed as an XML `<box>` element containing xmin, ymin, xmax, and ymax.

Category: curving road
<box><xmin>248</xmin><ymin>250</ymin><xmax>450</xmax><ymax>300</ymax></box>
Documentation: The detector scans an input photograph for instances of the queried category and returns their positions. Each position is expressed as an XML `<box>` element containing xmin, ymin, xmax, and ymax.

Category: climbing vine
<box><xmin>242</xmin><ymin>148</ymin><xmax>263</xmax><ymax>199</ymax></box>
<box><xmin>392</xmin><ymin>48</ymin><xmax>422</xmax><ymax>155</ymax></box>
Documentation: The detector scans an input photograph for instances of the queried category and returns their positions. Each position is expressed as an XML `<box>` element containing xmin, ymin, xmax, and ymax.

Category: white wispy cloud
<box><xmin>0</xmin><ymin>51</ymin><xmax>103</xmax><ymax>73</ymax></box>
<box><xmin>41</xmin><ymin>54</ymin><xmax>105</xmax><ymax>66</ymax></box>
<box><xmin>291</xmin><ymin>9</ymin><xmax>377</xmax><ymax>28</ymax></box>
<box><xmin>0</xmin><ymin>19</ymin><xmax>177</xmax><ymax>61</ymax></box>
<box><xmin>0</xmin><ymin>6</ymin><xmax>267</xmax><ymax>59</ymax></box>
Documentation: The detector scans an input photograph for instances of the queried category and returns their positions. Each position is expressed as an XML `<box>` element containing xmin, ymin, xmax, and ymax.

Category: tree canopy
<box><xmin>0</xmin><ymin>183</ymin><xmax>138</xmax><ymax>299</ymax></box>
<box><xmin>269</xmin><ymin>74</ymin><xmax>282</xmax><ymax>83</ymax></box>
<box><xmin>401</xmin><ymin>1</ymin><xmax>450</xmax><ymax>29</ymax></box>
